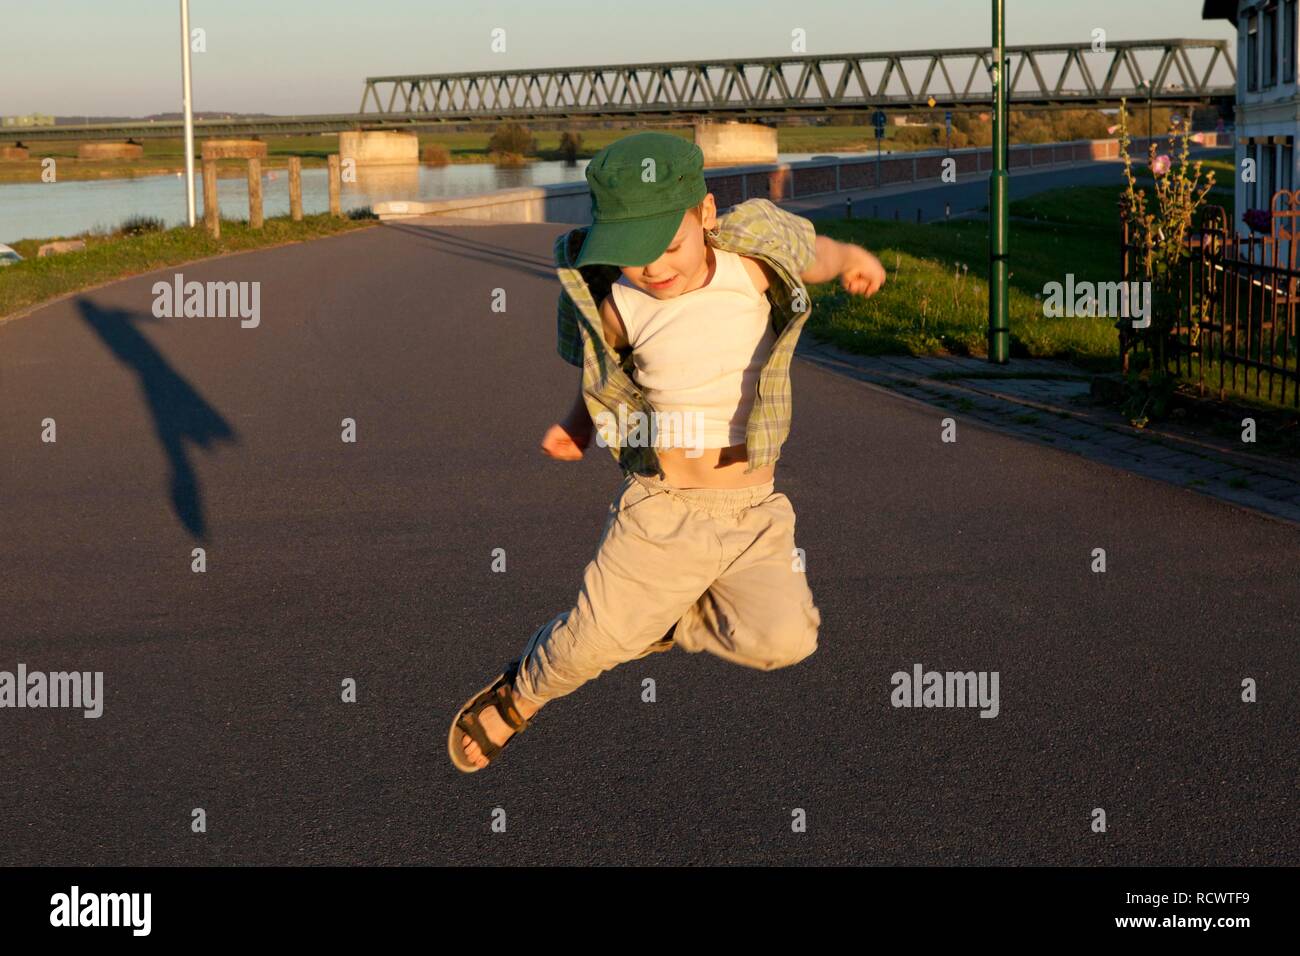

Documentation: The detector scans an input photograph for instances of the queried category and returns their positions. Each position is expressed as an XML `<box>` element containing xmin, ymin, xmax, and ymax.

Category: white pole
<box><xmin>180</xmin><ymin>0</ymin><xmax>196</xmax><ymax>226</ymax></box>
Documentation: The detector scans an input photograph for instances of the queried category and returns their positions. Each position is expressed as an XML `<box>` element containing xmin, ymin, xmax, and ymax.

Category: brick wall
<box><xmin>697</xmin><ymin>138</ymin><xmax>1128</xmax><ymax>207</ymax></box>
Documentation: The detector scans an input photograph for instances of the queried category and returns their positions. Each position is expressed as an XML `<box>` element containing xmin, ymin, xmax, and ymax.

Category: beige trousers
<box><xmin>512</xmin><ymin>470</ymin><xmax>821</xmax><ymax>707</ymax></box>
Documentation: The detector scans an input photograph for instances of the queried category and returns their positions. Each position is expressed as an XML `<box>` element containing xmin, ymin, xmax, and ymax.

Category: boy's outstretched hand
<box><xmin>839</xmin><ymin>245</ymin><xmax>887</xmax><ymax>297</ymax></box>
<box><xmin>540</xmin><ymin>422</ymin><xmax>590</xmax><ymax>461</ymax></box>
<box><xmin>802</xmin><ymin>235</ymin><xmax>887</xmax><ymax>298</ymax></box>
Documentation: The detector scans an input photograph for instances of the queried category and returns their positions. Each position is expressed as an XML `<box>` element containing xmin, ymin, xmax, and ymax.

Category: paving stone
<box><xmin>1132</xmin><ymin>465</ymin><xmax>1194</xmax><ymax>482</ymax></box>
<box><xmin>1245</xmin><ymin>476</ymin><xmax>1300</xmax><ymax>498</ymax></box>
<box><xmin>1055</xmin><ymin>424</ymin><xmax>1106</xmax><ymax>440</ymax></box>
<box><xmin>799</xmin><ymin>348</ymin><xmax>1300</xmax><ymax>524</ymax></box>
<box><xmin>1185</xmin><ymin>460</ymin><xmax>1244</xmax><ymax>480</ymax></box>
<box><xmin>1139</xmin><ymin>446</ymin><xmax>1202</xmax><ymax>465</ymax></box>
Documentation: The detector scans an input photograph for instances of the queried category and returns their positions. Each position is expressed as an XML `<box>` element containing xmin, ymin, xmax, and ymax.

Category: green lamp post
<box><xmin>988</xmin><ymin>0</ymin><xmax>1010</xmax><ymax>364</ymax></box>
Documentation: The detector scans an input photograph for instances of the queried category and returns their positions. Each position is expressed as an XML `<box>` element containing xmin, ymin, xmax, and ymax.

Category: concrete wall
<box><xmin>694</xmin><ymin>122</ymin><xmax>779</xmax><ymax>166</ymax></box>
<box><xmin>375</xmin><ymin>184</ymin><xmax>593</xmax><ymax>225</ymax></box>
<box><xmin>374</xmin><ymin>138</ymin><xmax>1136</xmax><ymax>224</ymax></box>
<box><xmin>77</xmin><ymin>143</ymin><xmax>144</xmax><ymax>160</ymax></box>
<box><xmin>699</xmin><ymin>139</ymin><xmax>1125</xmax><ymax>205</ymax></box>
<box><xmin>201</xmin><ymin>139</ymin><xmax>267</xmax><ymax>160</ymax></box>
<box><xmin>339</xmin><ymin>130</ymin><xmax>419</xmax><ymax>166</ymax></box>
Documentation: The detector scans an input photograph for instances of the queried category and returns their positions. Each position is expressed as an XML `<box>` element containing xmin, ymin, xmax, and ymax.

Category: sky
<box><xmin>0</xmin><ymin>0</ymin><xmax>1237</xmax><ymax>117</ymax></box>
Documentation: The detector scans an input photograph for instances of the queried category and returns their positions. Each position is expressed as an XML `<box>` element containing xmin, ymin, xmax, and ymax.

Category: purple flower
<box><xmin>1243</xmin><ymin>208</ymin><xmax>1272</xmax><ymax>234</ymax></box>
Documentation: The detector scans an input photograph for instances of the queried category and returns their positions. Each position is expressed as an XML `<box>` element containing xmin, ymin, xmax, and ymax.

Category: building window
<box><xmin>1265</xmin><ymin>143</ymin><xmax>1278</xmax><ymax>207</ymax></box>
<box><xmin>1265</xmin><ymin>5</ymin><xmax>1279</xmax><ymax>87</ymax></box>
<box><xmin>1245</xmin><ymin>143</ymin><xmax>1254</xmax><ymax>208</ymax></box>
<box><xmin>1286</xmin><ymin>1</ymin><xmax>1297</xmax><ymax>82</ymax></box>
<box><xmin>1249</xmin><ymin>142</ymin><xmax>1265</xmax><ymax>208</ymax></box>
<box><xmin>1248</xmin><ymin>13</ymin><xmax>1260</xmax><ymax>91</ymax></box>
<box><xmin>1283</xmin><ymin>142</ymin><xmax>1295</xmax><ymax>194</ymax></box>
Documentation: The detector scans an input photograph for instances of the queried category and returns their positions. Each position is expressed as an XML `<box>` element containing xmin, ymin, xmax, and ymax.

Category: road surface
<box><xmin>0</xmin><ymin>205</ymin><xmax>1295</xmax><ymax>866</ymax></box>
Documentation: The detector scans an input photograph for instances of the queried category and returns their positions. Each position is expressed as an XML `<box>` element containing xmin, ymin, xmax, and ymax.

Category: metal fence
<box><xmin>1121</xmin><ymin>194</ymin><xmax>1300</xmax><ymax>408</ymax></box>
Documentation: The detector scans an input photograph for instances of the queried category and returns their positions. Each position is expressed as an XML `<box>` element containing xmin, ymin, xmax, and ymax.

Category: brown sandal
<box><xmin>448</xmin><ymin>659</ymin><xmax>532</xmax><ymax>773</ymax></box>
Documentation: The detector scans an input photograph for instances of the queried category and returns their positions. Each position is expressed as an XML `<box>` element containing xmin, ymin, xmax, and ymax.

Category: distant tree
<box><xmin>488</xmin><ymin>122</ymin><xmax>536</xmax><ymax>157</ymax></box>
<box><xmin>559</xmin><ymin>130</ymin><xmax>583</xmax><ymax>162</ymax></box>
<box><xmin>420</xmin><ymin>143</ymin><xmax>451</xmax><ymax>166</ymax></box>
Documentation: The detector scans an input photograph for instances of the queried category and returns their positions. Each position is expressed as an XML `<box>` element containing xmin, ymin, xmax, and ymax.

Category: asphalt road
<box><xmin>1</xmin><ymin>205</ymin><xmax>1296</xmax><ymax>866</ymax></box>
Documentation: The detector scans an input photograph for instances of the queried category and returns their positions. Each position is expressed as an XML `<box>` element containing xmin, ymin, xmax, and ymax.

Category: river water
<box><xmin>0</xmin><ymin>160</ymin><xmax>592</xmax><ymax>245</ymax></box>
<box><xmin>0</xmin><ymin>152</ymin><xmax>864</xmax><ymax>245</ymax></box>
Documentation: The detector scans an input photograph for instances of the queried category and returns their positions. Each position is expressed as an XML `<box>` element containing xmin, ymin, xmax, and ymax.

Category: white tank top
<box><xmin>609</xmin><ymin>247</ymin><xmax>775</xmax><ymax>449</ymax></box>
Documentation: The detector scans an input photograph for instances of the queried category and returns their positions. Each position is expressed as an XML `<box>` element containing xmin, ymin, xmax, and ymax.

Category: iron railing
<box><xmin>1122</xmin><ymin>195</ymin><xmax>1300</xmax><ymax>408</ymax></box>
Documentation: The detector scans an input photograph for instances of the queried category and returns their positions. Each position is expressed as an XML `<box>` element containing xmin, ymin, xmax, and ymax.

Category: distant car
<box><xmin>0</xmin><ymin>243</ymin><xmax>23</xmax><ymax>266</ymax></box>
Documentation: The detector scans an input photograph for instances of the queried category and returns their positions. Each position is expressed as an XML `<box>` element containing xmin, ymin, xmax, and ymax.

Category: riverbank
<box><xmin>0</xmin><ymin>125</ymin><xmax>980</xmax><ymax>184</ymax></box>
<box><xmin>0</xmin><ymin>214</ymin><xmax>374</xmax><ymax>323</ymax></box>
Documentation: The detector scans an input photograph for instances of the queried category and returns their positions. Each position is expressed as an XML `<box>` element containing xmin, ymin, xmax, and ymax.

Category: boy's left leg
<box><xmin>510</xmin><ymin>472</ymin><xmax>726</xmax><ymax>707</ymax></box>
<box><xmin>672</xmin><ymin>487</ymin><xmax>821</xmax><ymax>670</ymax></box>
<box><xmin>455</xmin><ymin>473</ymin><xmax>725</xmax><ymax>769</ymax></box>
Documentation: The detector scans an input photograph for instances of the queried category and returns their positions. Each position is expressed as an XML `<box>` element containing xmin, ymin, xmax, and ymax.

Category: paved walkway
<box><xmin>797</xmin><ymin>340</ymin><xmax>1300</xmax><ymax>526</ymax></box>
<box><xmin>3</xmin><ymin>218</ymin><xmax>1297</xmax><ymax>866</ymax></box>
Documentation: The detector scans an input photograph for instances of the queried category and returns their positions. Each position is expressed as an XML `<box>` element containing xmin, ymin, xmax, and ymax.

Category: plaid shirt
<box><xmin>553</xmin><ymin>197</ymin><xmax>818</xmax><ymax>477</ymax></box>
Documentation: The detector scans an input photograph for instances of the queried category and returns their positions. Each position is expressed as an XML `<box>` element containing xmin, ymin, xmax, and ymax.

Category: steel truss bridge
<box><xmin>11</xmin><ymin>38</ymin><xmax>1235</xmax><ymax>143</ymax></box>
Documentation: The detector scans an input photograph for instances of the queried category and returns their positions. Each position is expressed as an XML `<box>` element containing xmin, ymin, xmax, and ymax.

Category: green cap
<box><xmin>574</xmin><ymin>132</ymin><xmax>707</xmax><ymax>268</ymax></box>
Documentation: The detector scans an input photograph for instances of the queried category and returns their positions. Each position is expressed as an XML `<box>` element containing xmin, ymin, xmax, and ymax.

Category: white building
<box><xmin>1204</xmin><ymin>1</ymin><xmax>1299</xmax><ymax>230</ymax></box>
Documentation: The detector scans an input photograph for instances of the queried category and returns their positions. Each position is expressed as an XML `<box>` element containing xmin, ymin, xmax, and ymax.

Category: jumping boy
<box><xmin>449</xmin><ymin>132</ymin><xmax>885</xmax><ymax>771</ymax></box>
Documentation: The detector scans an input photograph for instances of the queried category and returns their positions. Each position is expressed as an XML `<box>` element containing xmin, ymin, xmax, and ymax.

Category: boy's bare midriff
<box><xmin>655</xmin><ymin>445</ymin><xmax>775</xmax><ymax>488</ymax></box>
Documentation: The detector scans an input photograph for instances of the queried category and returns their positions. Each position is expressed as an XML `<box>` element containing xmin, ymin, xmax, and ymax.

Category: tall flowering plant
<box><xmin>1115</xmin><ymin>100</ymin><xmax>1218</xmax><ymax>424</ymax></box>
<box><xmin>1117</xmin><ymin>99</ymin><xmax>1217</xmax><ymax>294</ymax></box>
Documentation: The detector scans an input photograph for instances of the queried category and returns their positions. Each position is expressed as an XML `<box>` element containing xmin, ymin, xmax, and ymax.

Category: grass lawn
<box><xmin>1008</xmin><ymin>150</ymin><xmax>1234</xmax><ymax>231</ymax></box>
<box><xmin>806</xmin><ymin>171</ymin><xmax>1300</xmax><ymax>417</ymax></box>
<box><xmin>803</xmin><ymin>157</ymin><xmax>1234</xmax><ymax>372</ymax></box>
<box><xmin>1010</xmin><ymin>185</ymin><xmax>1234</xmax><ymax>231</ymax></box>
<box><xmin>0</xmin><ymin>214</ymin><xmax>373</xmax><ymax>321</ymax></box>
<box><xmin>807</xmin><ymin>210</ymin><xmax>1122</xmax><ymax>370</ymax></box>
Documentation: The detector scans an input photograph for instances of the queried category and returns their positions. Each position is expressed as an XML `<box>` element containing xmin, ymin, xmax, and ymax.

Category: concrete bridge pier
<box><xmin>200</xmin><ymin>139</ymin><xmax>267</xmax><ymax>161</ymax></box>
<box><xmin>693</xmin><ymin>121</ymin><xmax>778</xmax><ymax>167</ymax></box>
<box><xmin>76</xmin><ymin>142</ymin><xmax>144</xmax><ymax>160</ymax></box>
<box><xmin>339</xmin><ymin>130</ymin><xmax>419</xmax><ymax>166</ymax></box>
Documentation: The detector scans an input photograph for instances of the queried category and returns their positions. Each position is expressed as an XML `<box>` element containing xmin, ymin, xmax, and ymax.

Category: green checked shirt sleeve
<box><xmin>554</xmin><ymin>230</ymin><xmax>590</xmax><ymax>368</ymax></box>
<box><xmin>552</xmin><ymin>197</ymin><xmax>820</xmax><ymax>476</ymax></box>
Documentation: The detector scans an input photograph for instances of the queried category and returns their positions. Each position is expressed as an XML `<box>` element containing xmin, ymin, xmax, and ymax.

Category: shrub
<box><xmin>488</xmin><ymin>122</ymin><xmax>536</xmax><ymax>157</ymax></box>
<box><xmin>421</xmin><ymin>143</ymin><xmax>451</xmax><ymax>166</ymax></box>
<box><xmin>559</xmin><ymin>130</ymin><xmax>583</xmax><ymax>162</ymax></box>
<box><xmin>346</xmin><ymin>206</ymin><xmax>378</xmax><ymax>220</ymax></box>
<box><xmin>118</xmin><ymin>214</ymin><xmax>165</xmax><ymax>237</ymax></box>
<box><xmin>892</xmin><ymin>126</ymin><xmax>935</xmax><ymax>147</ymax></box>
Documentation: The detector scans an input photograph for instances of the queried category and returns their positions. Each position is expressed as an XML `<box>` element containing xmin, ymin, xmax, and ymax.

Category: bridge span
<box><xmin>9</xmin><ymin>38</ymin><xmax>1234</xmax><ymax>143</ymax></box>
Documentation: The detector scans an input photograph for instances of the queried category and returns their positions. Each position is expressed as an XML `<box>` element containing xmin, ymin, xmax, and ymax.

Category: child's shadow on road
<box><xmin>77</xmin><ymin>299</ymin><xmax>237</xmax><ymax>540</ymax></box>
